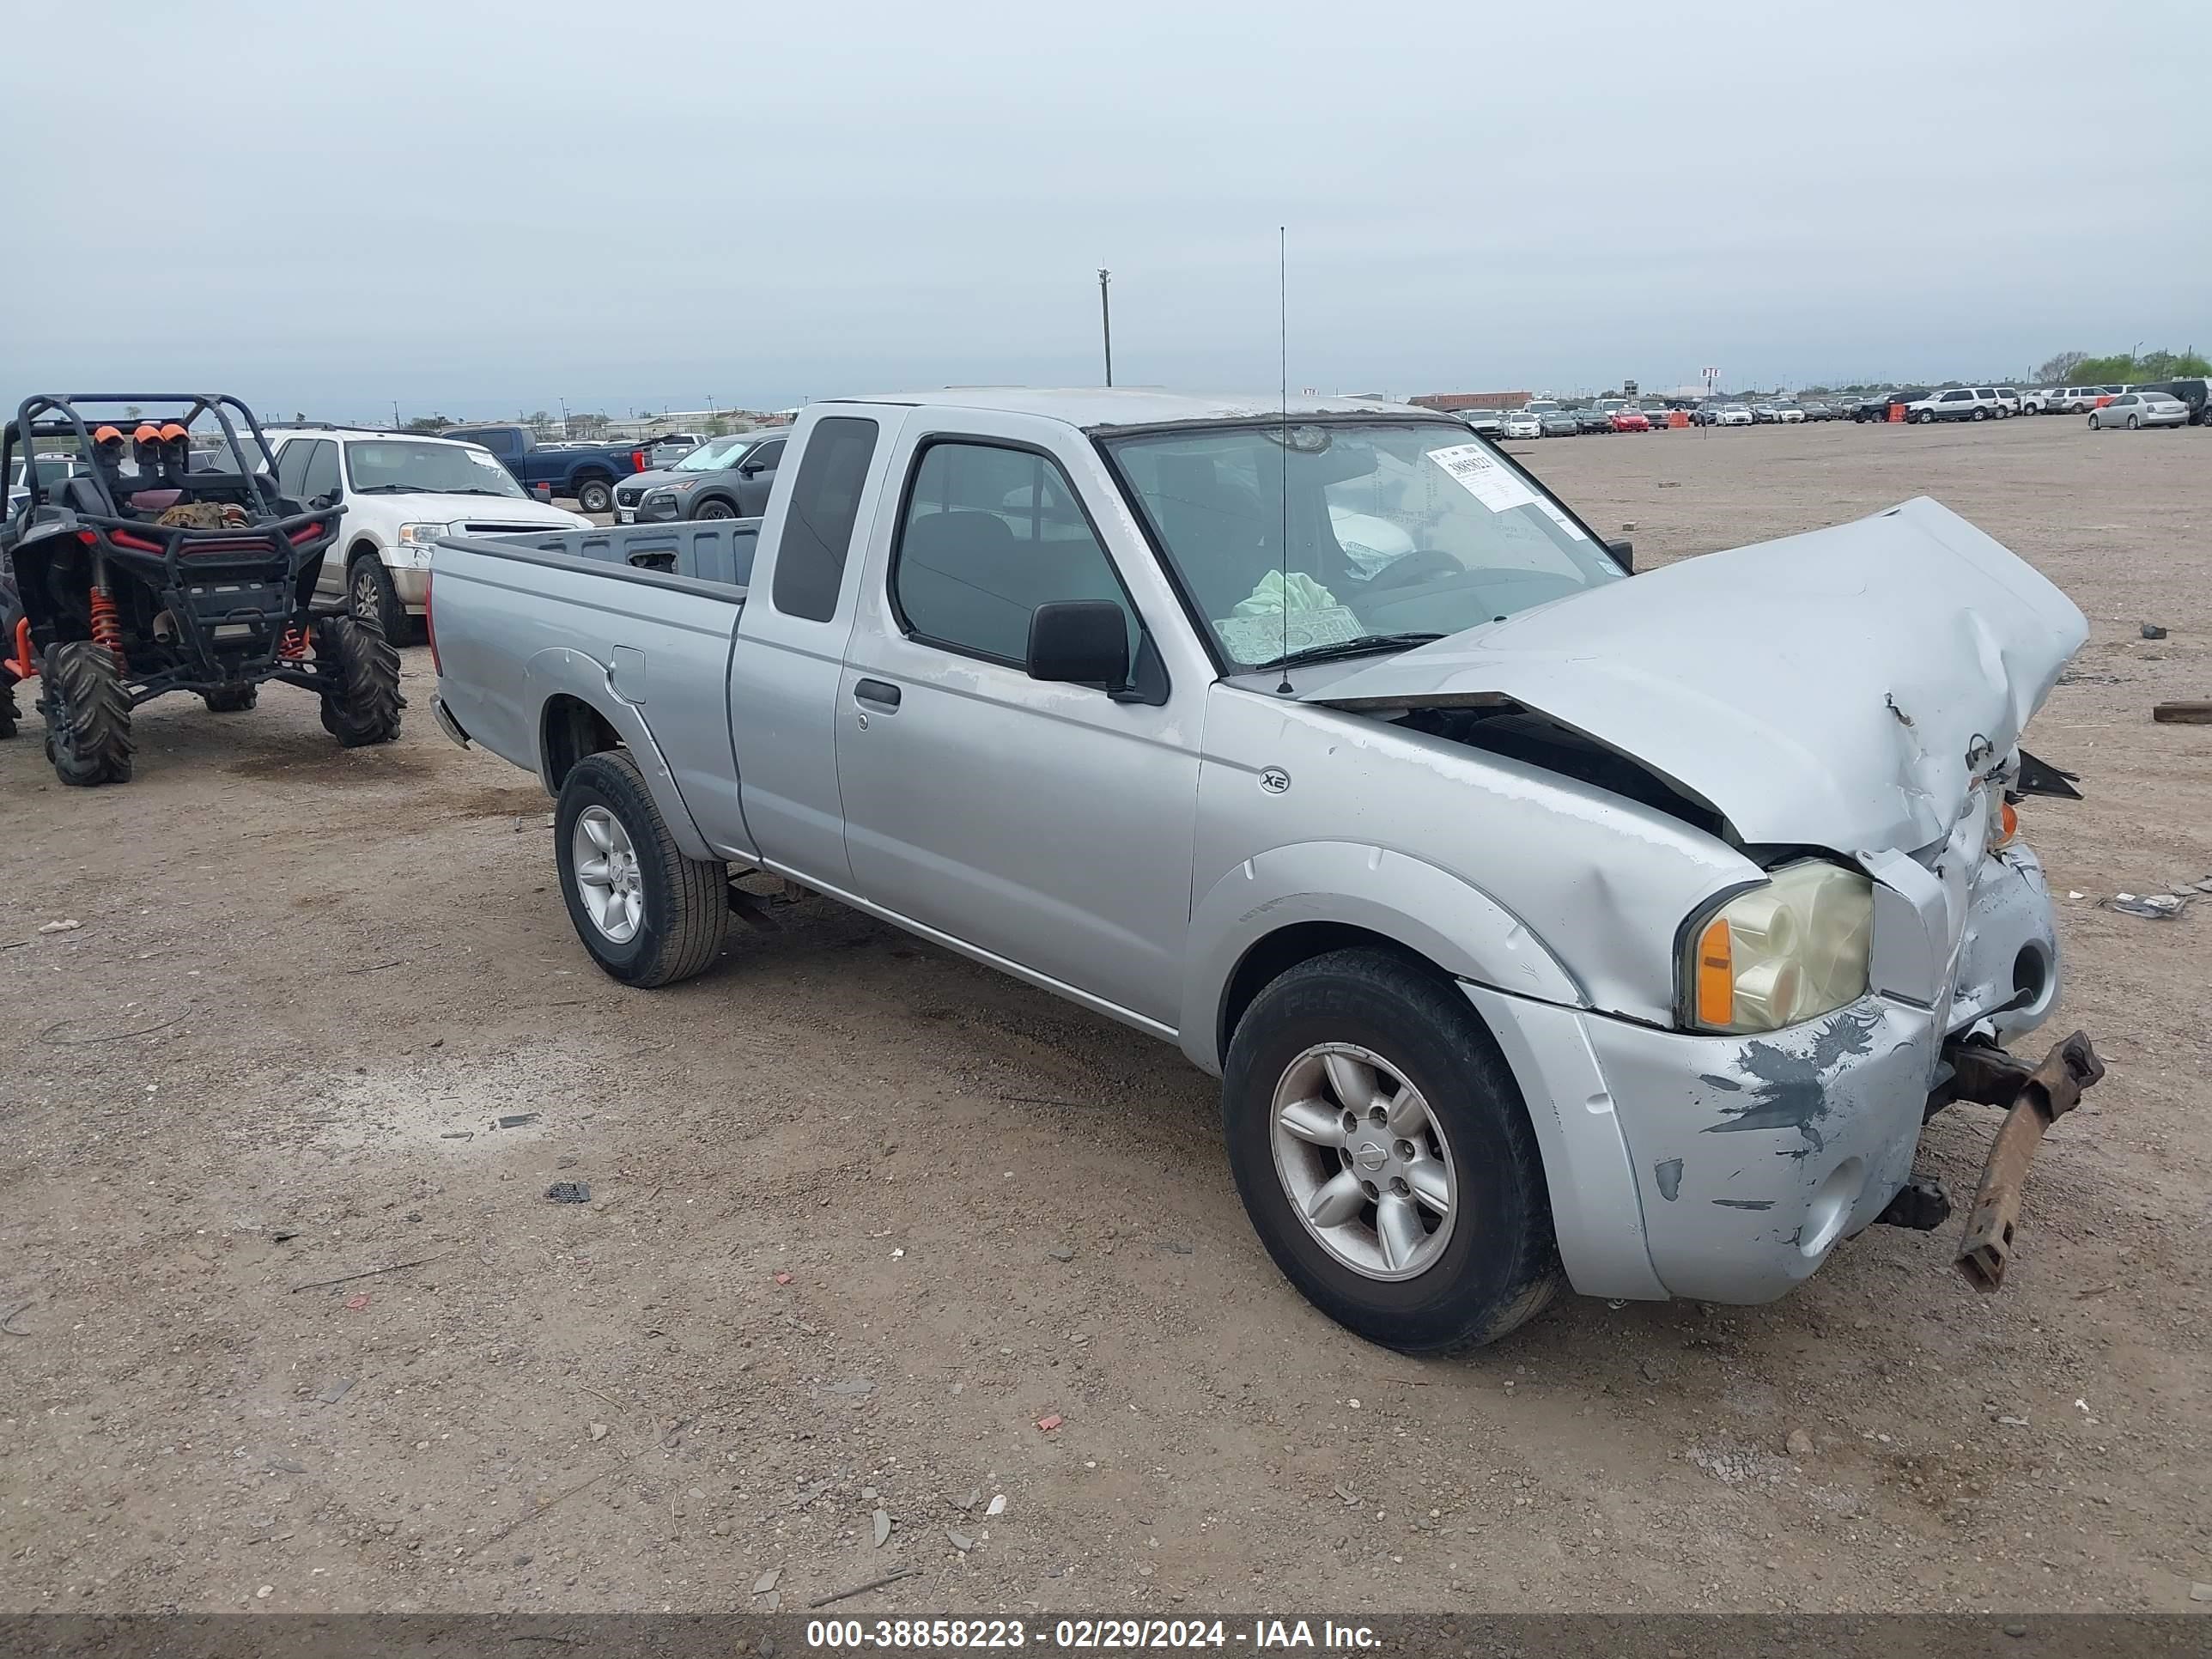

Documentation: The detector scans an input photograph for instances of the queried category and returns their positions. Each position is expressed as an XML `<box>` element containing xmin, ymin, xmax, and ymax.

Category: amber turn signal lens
<box><xmin>1695</xmin><ymin>916</ymin><xmax>1734</xmax><ymax>1028</ymax></box>
<box><xmin>1996</xmin><ymin>800</ymin><xmax>2018</xmax><ymax>847</ymax></box>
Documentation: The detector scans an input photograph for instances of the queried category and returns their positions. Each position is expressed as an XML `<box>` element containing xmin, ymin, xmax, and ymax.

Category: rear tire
<box><xmin>2127</xmin><ymin>414</ymin><xmax>2140</xmax><ymax>429</ymax></box>
<box><xmin>314</xmin><ymin>612</ymin><xmax>404</xmax><ymax>747</ymax></box>
<box><xmin>554</xmin><ymin>750</ymin><xmax>728</xmax><ymax>988</ymax></box>
<box><xmin>1972</xmin><ymin>407</ymin><xmax>1988</xmax><ymax>421</ymax></box>
<box><xmin>39</xmin><ymin>640</ymin><xmax>134</xmax><ymax>787</ymax></box>
<box><xmin>202</xmin><ymin>683</ymin><xmax>258</xmax><ymax>713</ymax></box>
<box><xmin>574</xmin><ymin>477</ymin><xmax>614</xmax><ymax>515</ymax></box>
<box><xmin>1</xmin><ymin>677</ymin><xmax>20</xmax><ymax>741</ymax></box>
<box><xmin>1221</xmin><ymin>948</ymin><xmax>1562</xmax><ymax>1353</ymax></box>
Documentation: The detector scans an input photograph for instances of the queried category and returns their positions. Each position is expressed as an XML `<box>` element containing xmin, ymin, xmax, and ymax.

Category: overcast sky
<box><xmin>3</xmin><ymin>1</ymin><xmax>2206</xmax><ymax>420</ymax></box>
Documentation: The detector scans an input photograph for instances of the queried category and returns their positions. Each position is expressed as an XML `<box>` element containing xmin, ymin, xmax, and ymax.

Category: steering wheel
<box><xmin>1362</xmin><ymin>548</ymin><xmax>1464</xmax><ymax>592</ymax></box>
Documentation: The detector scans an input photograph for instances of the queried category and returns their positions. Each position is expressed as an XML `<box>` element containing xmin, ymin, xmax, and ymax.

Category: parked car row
<box><xmin>1483</xmin><ymin>399</ymin><xmax>1685</xmax><ymax>439</ymax></box>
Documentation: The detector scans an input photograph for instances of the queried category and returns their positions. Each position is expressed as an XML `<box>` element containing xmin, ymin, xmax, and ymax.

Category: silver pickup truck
<box><xmin>428</xmin><ymin>390</ymin><xmax>2101</xmax><ymax>1352</ymax></box>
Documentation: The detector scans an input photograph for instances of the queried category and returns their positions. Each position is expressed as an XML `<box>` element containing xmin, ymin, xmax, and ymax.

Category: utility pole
<box><xmin>1097</xmin><ymin>269</ymin><xmax>1113</xmax><ymax>387</ymax></box>
<box><xmin>392</xmin><ymin>399</ymin><xmax>400</xmax><ymax>428</ymax></box>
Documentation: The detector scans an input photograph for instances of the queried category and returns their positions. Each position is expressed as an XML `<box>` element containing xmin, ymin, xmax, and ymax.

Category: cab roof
<box><xmin>830</xmin><ymin>386</ymin><xmax>1445</xmax><ymax>434</ymax></box>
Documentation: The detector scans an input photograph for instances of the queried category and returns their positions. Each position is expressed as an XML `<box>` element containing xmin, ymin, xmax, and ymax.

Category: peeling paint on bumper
<box><xmin>1590</xmin><ymin>997</ymin><xmax>1935</xmax><ymax>1301</ymax></box>
<box><xmin>1485</xmin><ymin>840</ymin><xmax>2064</xmax><ymax>1304</ymax></box>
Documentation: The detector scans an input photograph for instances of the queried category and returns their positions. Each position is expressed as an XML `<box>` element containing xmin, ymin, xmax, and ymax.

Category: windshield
<box><xmin>1104</xmin><ymin>421</ymin><xmax>1625</xmax><ymax>671</ymax></box>
<box><xmin>343</xmin><ymin>440</ymin><xmax>526</xmax><ymax>498</ymax></box>
<box><xmin>673</xmin><ymin>435</ymin><xmax>757</xmax><ymax>473</ymax></box>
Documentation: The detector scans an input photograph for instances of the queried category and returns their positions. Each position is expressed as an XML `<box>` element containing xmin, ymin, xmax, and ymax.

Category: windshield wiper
<box><xmin>1252</xmin><ymin>632</ymin><xmax>1445</xmax><ymax>672</ymax></box>
<box><xmin>351</xmin><ymin>483</ymin><xmax>424</xmax><ymax>495</ymax></box>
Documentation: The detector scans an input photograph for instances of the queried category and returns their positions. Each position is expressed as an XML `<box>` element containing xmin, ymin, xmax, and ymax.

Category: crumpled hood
<box><xmin>1305</xmin><ymin>497</ymin><xmax>2087</xmax><ymax>853</ymax></box>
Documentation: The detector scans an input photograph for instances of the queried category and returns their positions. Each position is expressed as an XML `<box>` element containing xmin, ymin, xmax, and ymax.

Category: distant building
<box><xmin>1410</xmin><ymin>391</ymin><xmax>1532</xmax><ymax>411</ymax></box>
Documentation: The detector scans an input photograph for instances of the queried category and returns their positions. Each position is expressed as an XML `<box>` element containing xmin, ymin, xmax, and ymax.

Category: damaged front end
<box><xmin>1303</xmin><ymin>496</ymin><xmax>2104</xmax><ymax>1302</ymax></box>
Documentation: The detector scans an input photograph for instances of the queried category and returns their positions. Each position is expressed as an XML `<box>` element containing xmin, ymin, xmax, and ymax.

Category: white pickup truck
<box><xmin>427</xmin><ymin>389</ymin><xmax>2100</xmax><ymax>1352</ymax></box>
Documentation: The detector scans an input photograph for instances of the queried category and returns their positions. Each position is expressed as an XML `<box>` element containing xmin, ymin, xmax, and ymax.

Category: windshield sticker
<box><xmin>1426</xmin><ymin>442</ymin><xmax>1540</xmax><ymax>514</ymax></box>
<box><xmin>1217</xmin><ymin>605</ymin><xmax>1365</xmax><ymax>665</ymax></box>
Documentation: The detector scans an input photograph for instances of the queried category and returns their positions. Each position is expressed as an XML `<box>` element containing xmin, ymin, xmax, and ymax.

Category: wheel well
<box><xmin>541</xmin><ymin>694</ymin><xmax>623</xmax><ymax>788</ymax></box>
<box><xmin>1218</xmin><ymin>921</ymin><xmax>1455</xmax><ymax>1061</ymax></box>
<box><xmin>571</xmin><ymin>468</ymin><xmax>612</xmax><ymax>487</ymax></box>
<box><xmin>348</xmin><ymin>538</ymin><xmax>382</xmax><ymax>567</ymax></box>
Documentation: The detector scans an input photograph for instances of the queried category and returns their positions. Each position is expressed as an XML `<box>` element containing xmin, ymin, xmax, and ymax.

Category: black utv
<box><xmin>0</xmin><ymin>393</ymin><xmax>403</xmax><ymax>785</ymax></box>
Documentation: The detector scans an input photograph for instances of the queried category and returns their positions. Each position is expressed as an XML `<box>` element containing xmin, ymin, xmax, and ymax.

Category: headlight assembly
<box><xmin>1681</xmin><ymin>861</ymin><xmax>1873</xmax><ymax>1034</ymax></box>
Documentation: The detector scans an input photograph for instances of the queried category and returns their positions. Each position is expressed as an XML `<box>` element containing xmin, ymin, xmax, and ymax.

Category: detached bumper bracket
<box><xmin>1952</xmin><ymin>1030</ymin><xmax>2105</xmax><ymax>1291</ymax></box>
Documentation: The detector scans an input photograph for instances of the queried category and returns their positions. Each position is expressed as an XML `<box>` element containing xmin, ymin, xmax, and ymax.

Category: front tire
<box><xmin>349</xmin><ymin>553</ymin><xmax>415</xmax><ymax>644</ymax></box>
<box><xmin>2089</xmin><ymin>414</ymin><xmax>2101</xmax><ymax>429</ymax></box>
<box><xmin>1915</xmin><ymin>409</ymin><xmax>1935</xmax><ymax>424</ymax></box>
<box><xmin>695</xmin><ymin>499</ymin><xmax>737</xmax><ymax>521</ymax></box>
<box><xmin>1221</xmin><ymin>949</ymin><xmax>1562</xmax><ymax>1353</ymax></box>
<box><xmin>554</xmin><ymin>750</ymin><xmax>728</xmax><ymax>988</ymax></box>
<box><xmin>574</xmin><ymin>477</ymin><xmax>614</xmax><ymax>515</ymax></box>
<box><xmin>314</xmin><ymin>612</ymin><xmax>404</xmax><ymax>747</ymax></box>
<box><xmin>39</xmin><ymin>640</ymin><xmax>134</xmax><ymax>786</ymax></box>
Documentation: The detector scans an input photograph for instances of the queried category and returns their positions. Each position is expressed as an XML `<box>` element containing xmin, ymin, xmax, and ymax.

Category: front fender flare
<box><xmin>1180</xmin><ymin>841</ymin><xmax>1585</xmax><ymax>1074</ymax></box>
<box><xmin>524</xmin><ymin>646</ymin><xmax>717</xmax><ymax>861</ymax></box>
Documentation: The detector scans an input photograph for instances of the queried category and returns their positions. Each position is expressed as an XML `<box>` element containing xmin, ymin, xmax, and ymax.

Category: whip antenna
<box><xmin>1276</xmin><ymin>225</ymin><xmax>1292</xmax><ymax>696</ymax></box>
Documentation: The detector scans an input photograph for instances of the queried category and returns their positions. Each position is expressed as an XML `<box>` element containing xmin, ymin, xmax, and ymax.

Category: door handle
<box><xmin>854</xmin><ymin>678</ymin><xmax>902</xmax><ymax>710</ymax></box>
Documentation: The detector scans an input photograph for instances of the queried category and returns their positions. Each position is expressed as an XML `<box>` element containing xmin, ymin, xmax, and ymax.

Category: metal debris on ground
<box><xmin>985</xmin><ymin>1494</ymin><xmax>1006</xmax><ymax>1517</ymax></box>
<box><xmin>1047</xmin><ymin>1246</ymin><xmax>1074</xmax><ymax>1263</ymax></box>
<box><xmin>2140</xmin><ymin>623</ymin><xmax>2167</xmax><ymax>640</ymax></box>
<box><xmin>751</xmin><ymin>1568</ymin><xmax>781</xmax><ymax>1595</ymax></box>
<box><xmin>2106</xmin><ymin>892</ymin><xmax>2188</xmax><ymax>921</ymax></box>
<box><xmin>544</xmin><ymin>1182</ymin><xmax>591</xmax><ymax>1203</ymax></box>
<box><xmin>2152</xmin><ymin>701</ymin><xmax>2212</xmax><ymax>724</ymax></box>
<box><xmin>873</xmin><ymin>1508</ymin><xmax>891</xmax><ymax>1547</ymax></box>
<box><xmin>38</xmin><ymin>919</ymin><xmax>82</xmax><ymax>934</ymax></box>
<box><xmin>496</xmin><ymin>1114</ymin><xmax>540</xmax><ymax>1129</ymax></box>
<box><xmin>949</xmin><ymin>1488</ymin><xmax>980</xmax><ymax>1512</ymax></box>
<box><xmin>314</xmin><ymin>1377</ymin><xmax>356</xmax><ymax>1405</ymax></box>
<box><xmin>946</xmin><ymin>1528</ymin><xmax>975</xmax><ymax>1553</ymax></box>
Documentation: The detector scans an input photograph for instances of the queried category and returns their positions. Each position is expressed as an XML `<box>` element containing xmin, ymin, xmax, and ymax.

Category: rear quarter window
<box><xmin>769</xmin><ymin>417</ymin><xmax>881</xmax><ymax>623</ymax></box>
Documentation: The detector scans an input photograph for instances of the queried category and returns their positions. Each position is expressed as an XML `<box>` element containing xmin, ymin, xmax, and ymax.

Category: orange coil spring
<box><xmin>279</xmin><ymin>623</ymin><xmax>308</xmax><ymax>660</ymax></box>
<box><xmin>88</xmin><ymin>588</ymin><xmax>126</xmax><ymax>667</ymax></box>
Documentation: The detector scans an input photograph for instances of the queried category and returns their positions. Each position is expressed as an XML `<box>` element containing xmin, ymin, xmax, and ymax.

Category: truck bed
<box><xmin>489</xmin><ymin>518</ymin><xmax>759</xmax><ymax>591</ymax></box>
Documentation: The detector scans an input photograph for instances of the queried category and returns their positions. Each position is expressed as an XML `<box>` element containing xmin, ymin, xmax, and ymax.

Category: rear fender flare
<box><xmin>525</xmin><ymin>647</ymin><xmax>716</xmax><ymax>861</ymax></box>
<box><xmin>1181</xmin><ymin>840</ymin><xmax>1584</xmax><ymax>1074</ymax></box>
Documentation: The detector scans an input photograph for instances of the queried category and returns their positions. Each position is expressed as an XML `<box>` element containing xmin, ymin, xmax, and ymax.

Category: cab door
<box><xmin>830</xmin><ymin>415</ymin><xmax>1206</xmax><ymax>1030</ymax></box>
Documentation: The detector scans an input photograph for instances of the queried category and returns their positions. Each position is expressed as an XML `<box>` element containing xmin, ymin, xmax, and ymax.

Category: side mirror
<box><xmin>1026</xmin><ymin>600</ymin><xmax>1129</xmax><ymax>689</ymax></box>
<box><xmin>1605</xmin><ymin>538</ymin><xmax>1633</xmax><ymax>574</ymax></box>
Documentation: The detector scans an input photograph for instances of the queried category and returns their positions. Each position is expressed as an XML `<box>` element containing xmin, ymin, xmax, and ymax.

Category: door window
<box><xmin>769</xmin><ymin>416</ymin><xmax>878</xmax><ymax>623</ymax></box>
<box><xmin>275</xmin><ymin>440</ymin><xmax>312</xmax><ymax>499</ymax></box>
<box><xmin>891</xmin><ymin>441</ymin><xmax>1134</xmax><ymax>665</ymax></box>
<box><xmin>301</xmin><ymin>440</ymin><xmax>341</xmax><ymax>500</ymax></box>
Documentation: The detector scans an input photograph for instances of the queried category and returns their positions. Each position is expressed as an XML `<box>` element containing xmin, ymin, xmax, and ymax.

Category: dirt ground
<box><xmin>2</xmin><ymin>416</ymin><xmax>2206</xmax><ymax>1618</ymax></box>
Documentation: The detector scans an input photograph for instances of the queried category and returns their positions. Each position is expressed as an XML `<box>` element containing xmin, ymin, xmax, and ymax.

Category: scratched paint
<box><xmin>1653</xmin><ymin>1158</ymin><xmax>1684</xmax><ymax>1201</ymax></box>
<box><xmin>1711</xmin><ymin>1198</ymin><xmax>1776</xmax><ymax>1210</ymax></box>
<box><xmin>1698</xmin><ymin>1008</ymin><xmax>1883</xmax><ymax>1154</ymax></box>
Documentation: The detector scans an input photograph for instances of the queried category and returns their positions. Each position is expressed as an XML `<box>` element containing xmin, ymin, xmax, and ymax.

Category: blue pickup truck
<box><xmin>440</xmin><ymin>424</ymin><xmax>648</xmax><ymax>515</ymax></box>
